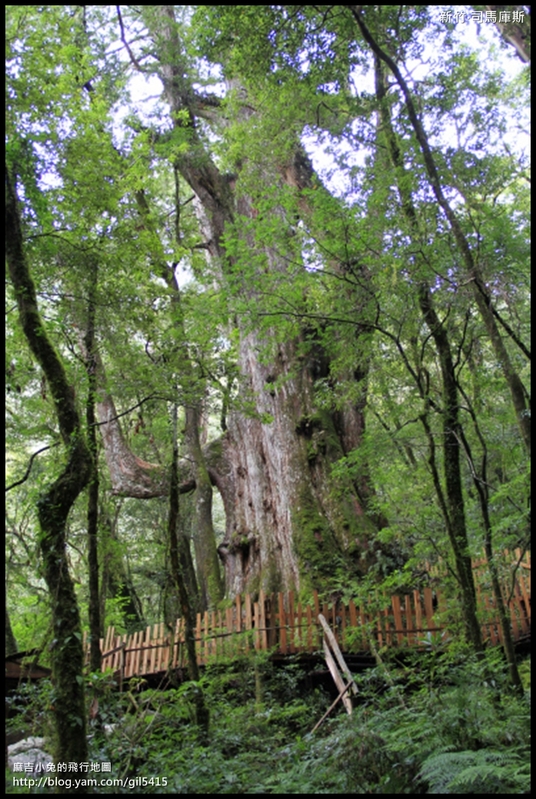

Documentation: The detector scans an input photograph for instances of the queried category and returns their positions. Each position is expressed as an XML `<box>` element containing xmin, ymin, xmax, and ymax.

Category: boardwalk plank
<box><xmin>392</xmin><ymin>596</ymin><xmax>404</xmax><ymax>646</ymax></box>
<box><xmin>245</xmin><ymin>594</ymin><xmax>252</xmax><ymax>653</ymax></box>
<box><xmin>278</xmin><ymin>592</ymin><xmax>287</xmax><ymax>654</ymax></box>
<box><xmin>289</xmin><ymin>591</ymin><xmax>296</xmax><ymax>654</ymax></box>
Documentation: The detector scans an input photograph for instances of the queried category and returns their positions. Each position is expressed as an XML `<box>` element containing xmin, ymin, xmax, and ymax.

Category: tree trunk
<box><xmin>6</xmin><ymin>164</ymin><xmax>92</xmax><ymax>784</ymax></box>
<box><xmin>85</xmin><ymin>259</ymin><xmax>102</xmax><ymax>673</ymax></box>
<box><xmin>418</xmin><ymin>289</ymin><xmax>483</xmax><ymax>651</ymax></box>
<box><xmin>168</xmin><ymin>404</ymin><xmax>209</xmax><ymax>739</ymax></box>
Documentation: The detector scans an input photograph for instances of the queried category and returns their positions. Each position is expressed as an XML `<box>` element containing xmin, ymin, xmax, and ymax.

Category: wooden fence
<box><xmin>90</xmin><ymin>549</ymin><xmax>530</xmax><ymax>680</ymax></box>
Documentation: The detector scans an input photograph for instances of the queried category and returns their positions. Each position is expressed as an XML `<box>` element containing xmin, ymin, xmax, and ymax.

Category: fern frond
<box><xmin>418</xmin><ymin>748</ymin><xmax>530</xmax><ymax>794</ymax></box>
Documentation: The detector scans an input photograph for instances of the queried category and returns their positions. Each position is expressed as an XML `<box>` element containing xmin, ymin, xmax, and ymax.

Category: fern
<box><xmin>418</xmin><ymin>748</ymin><xmax>531</xmax><ymax>794</ymax></box>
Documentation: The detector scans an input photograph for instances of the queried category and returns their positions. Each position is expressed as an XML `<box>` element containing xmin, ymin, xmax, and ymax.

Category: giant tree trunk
<box><xmin>217</xmin><ymin>331</ymin><xmax>379</xmax><ymax>596</ymax></box>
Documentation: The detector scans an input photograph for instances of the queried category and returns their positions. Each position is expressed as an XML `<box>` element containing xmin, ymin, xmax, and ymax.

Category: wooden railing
<box><xmin>90</xmin><ymin>549</ymin><xmax>530</xmax><ymax>680</ymax></box>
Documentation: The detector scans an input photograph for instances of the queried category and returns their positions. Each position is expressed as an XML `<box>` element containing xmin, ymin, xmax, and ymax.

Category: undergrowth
<box><xmin>6</xmin><ymin>649</ymin><xmax>531</xmax><ymax>794</ymax></box>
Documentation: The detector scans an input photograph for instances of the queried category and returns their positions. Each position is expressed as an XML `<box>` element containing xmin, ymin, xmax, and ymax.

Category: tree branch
<box><xmin>5</xmin><ymin>443</ymin><xmax>61</xmax><ymax>493</ymax></box>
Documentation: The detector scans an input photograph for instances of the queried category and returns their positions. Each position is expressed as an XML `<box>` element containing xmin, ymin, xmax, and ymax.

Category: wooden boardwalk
<box><xmin>92</xmin><ymin>550</ymin><xmax>530</xmax><ymax>681</ymax></box>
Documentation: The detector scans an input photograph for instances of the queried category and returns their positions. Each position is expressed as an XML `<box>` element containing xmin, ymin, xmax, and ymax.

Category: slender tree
<box><xmin>6</xmin><ymin>164</ymin><xmax>92</xmax><ymax>781</ymax></box>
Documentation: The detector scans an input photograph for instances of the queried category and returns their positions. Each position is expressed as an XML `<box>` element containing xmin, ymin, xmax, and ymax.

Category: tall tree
<box><xmin>6</xmin><ymin>163</ymin><xmax>92</xmax><ymax>778</ymax></box>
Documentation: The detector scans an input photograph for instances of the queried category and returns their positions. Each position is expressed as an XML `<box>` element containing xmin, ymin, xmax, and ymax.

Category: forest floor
<box><xmin>6</xmin><ymin>648</ymin><xmax>531</xmax><ymax>794</ymax></box>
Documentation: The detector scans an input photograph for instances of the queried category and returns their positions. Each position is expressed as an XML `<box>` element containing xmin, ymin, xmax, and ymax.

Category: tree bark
<box><xmin>6</xmin><ymin>163</ymin><xmax>92</xmax><ymax>782</ymax></box>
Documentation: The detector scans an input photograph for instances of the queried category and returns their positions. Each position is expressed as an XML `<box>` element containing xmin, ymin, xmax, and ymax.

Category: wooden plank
<box><xmin>306</xmin><ymin>604</ymin><xmax>313</xmax><ymax>651</ymax></box>
<box><xmin>296</xmin><ymin>601</ymin><xmax>304</xmax><ymax>651</ymax></box>
<box><xmin>289</xmin><ymin>590</ymin><xmax>296</xmax><ymax>653</ymax></box>
<box><xmin>226</xmin><ymin>606</ymin><xmax>233</xmax><ymax>658</ymax></box>
<box><xmin>413</xmin><ymin>590</ymin><xmax>423</xmax><ymax>637</ymax></box>
<box><xmin>235</xmin><ymin>595</ymin><xmax>242</xmax><ymax>652</ymax></box>
<box><xmin>318</xmin><ymin>614</ymin><xmax>358</xmax><ymax>697</ymax></box>
<box><xmin>165</xmin><ymin>623</ymin><xmax>172</xmax><ymax>671</ymax></box>
<box><xmin>278</xmin><ymin>592</ymin><xmax>287</xmax><ymax>654</ymax></box>
<box><xmin>207</xmin><ymin>612</ymin><xmax>213</xmax><ymax>660</ymax></box>
<box><xmin>157</xmin><ymin>623</ymin><xmax>165</xmax><ymax>673</ymax></box>
<box><xmin>142</xmin><ymin>627</ymin><xmax>150</xmax><ymax>675</ymax></box>
<box><xmin>152</xmin><ymin>626</ymin><xmax>159</xmax><ymax>675</ymax></box>
<box><xmin>148</xmin><ymin>625</ymin><xmax>158</xmax><ymax>674</ymax></box>
<box><xmin>323</xmin><ymin>639</ymin><xmax>353</xmax><ymax>715</ymax></box>
<box><xmin>383</xmin><ymin>607</ymin><xmax>392</xmax><ymax>647</ymax></box>
<box><xmin>376</xmin><ymin>616</ymin><xmax>383</xmax><ymax>648</ymax></box>
<box><xmin>405</xmin><ymin>594</ymin><xmax>415</xmax><ymax>646</ymax></box>
<box><xmin>124</xmin><ymin>633</ymin><xmax>134</xmax><ymax>678</ymax></box>
<box><xmin>118</xmin><ymin>639</ymin><xmax>126</xmax><ymax>689</ymax></box>
<box><xmin>103</xmin><ymin>627</ymin><xmax>115</xmax><ymax>670</ymax></box>
<box><xmin>111</xmin><ymin>637</ymin><xmax>120</xmax><ymax>672</ymax></box>
<box><xmin>253</xmin><ymin>601</ymin><xmax>261</xmax><ymax>650</ymax></box>
<box><xmin>121</xmin><ymin>635</ymin><xmax>129</xmax><ymax>678</ymax></box>
<box><xmin>245</xmin><ymin>594</ymin><xmax>252</xmax><ymax>652</ymax></box>
<box><xmin>133</xmin><ymin>631</ymin><xmax>143</xmax><ymax>677</ymax></box>
<box><xmin>391</xmin><ymin>596</ymin><xmax>404</xmax><ymax>646</ymax></box>
<box><xmin>264</xmin><ymin>594</ymin><xmax>270</xmax><ymax>647</ymax></box>
<box><xmin>217</xmin><ymin>610</ymin><xmax>223</xmax><ymax>658</ymax></box>
<box><xmin>105</xmin><ymin>626</ymin><xmax>115</xmax><ymax>654</ymax></box>
<box><xmin>423</xmin><ymin>587</ymin><xmax>435</xmax><ymax>630</ymax></box>
<box><xmin>311</xmin><ymin>679</ymin><xmax>355</xmax><ymax>733</ymax></box>
<box><xmin>259</xmin><ymin>591</ymin><xmax>267</xmax><ymax>651</ymax></box>
<box><xmin>139</xmin><ymin>626</ymin><xmax>149</xmax><ymax>675</ymax></box>
<box><xmin>154</xmin><ymin>624</ymin><xmax>162</xmax><ymax>673</ymax></box>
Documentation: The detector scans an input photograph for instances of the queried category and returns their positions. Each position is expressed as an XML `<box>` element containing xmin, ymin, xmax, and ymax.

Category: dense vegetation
<box><xmin>5</xmin><ymin>4</ymin><xmax>531</xmax><ymax>792</ymax></box>
<box><xmin>6</xmin><ymin>648</ymin><xmax>531</xmax><ymax>794</ymax></box>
